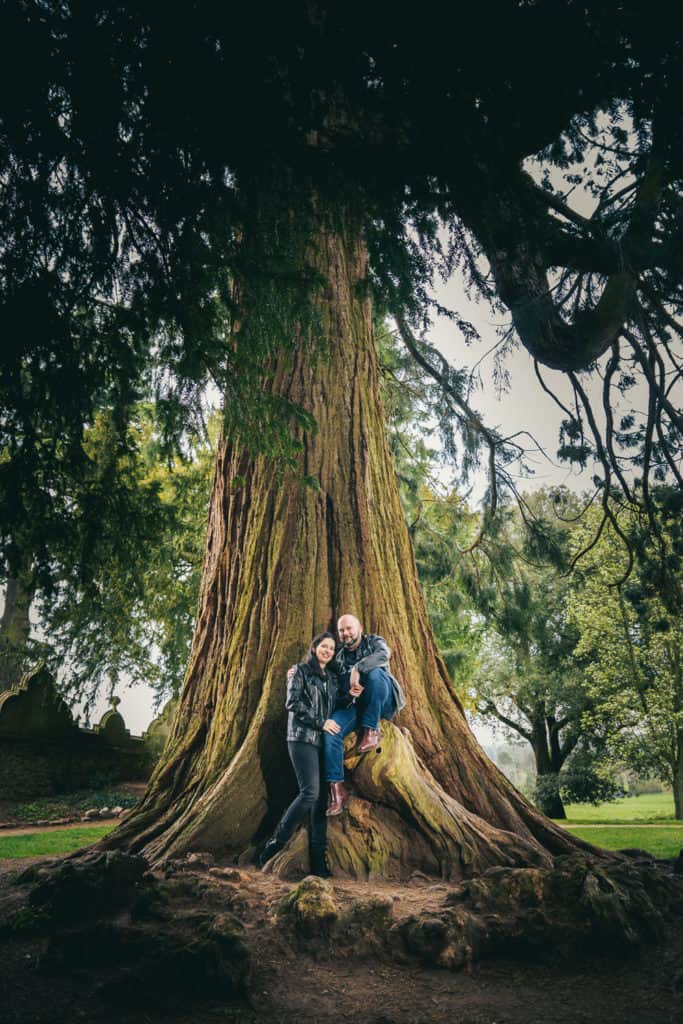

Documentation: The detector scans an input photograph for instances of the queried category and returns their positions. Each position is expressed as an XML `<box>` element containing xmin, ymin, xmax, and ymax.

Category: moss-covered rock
<box><xmin>336</xmin><ymin>895</ymin><xmax>394</xmax><ymax>951</ymax></box>
<box><xmin>394</xmin><ymin>906</ymin><xmax>487</xmax><ymax>970</ymax></box>
<box><xmin>40</xmin><ymin>912</ymin><xmax>251</xmax><ymax>1007</ymax></box>
<box><xmin>392</xmin><ymin>857</ymin><xmax>683</xmax><ymax>971</ymax></box>
<box><xmin>129</xmin><ymin>883</ymin><xmax>171</xmax><ymax>922</ymax></box>
<box><xmin>274</xmin><ymin>876</ymin><xmax>338</xmax><ymax>940</ymax></box>
<box><xmin>0</xmin><ymin>897</ymin><xmax>50</xmax><ymax>938</ymax></box>
<box><xmin>17</xmin><ymin>849</ymin><xmax>149</xmax><ymax>924</ymax></box>
<box><xmin>446</xmin><ymin>865</ymin><xmax>546</xmax><ymax>912</ymax></box>
<box><xmin>157</xmin><ymin>874</ymin><xmax>211</xmax><ymax>900</ymax></box>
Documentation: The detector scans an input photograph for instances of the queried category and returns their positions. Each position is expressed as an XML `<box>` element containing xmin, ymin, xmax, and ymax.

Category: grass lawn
<box><xmin>562</xmin><ymin>825</ymin><xmax>683</xmax><ymax>859</ymax></box>
<box><xmin>561</xmin><ymin>791</ymin><xmax>677</xmax><ymax>824</ymax></box>
<box><xmin>0</xmin><ymin>825</ymin><xmax>116</xmax><ymax>859</ymax></box>
<box><xmin>0</xmin><ymin>821</ymin><xmax>680</xmax><ymax>862</ymax></box>
<box><xmin>1</xmin><ymin>791</ymin><xmax>679</xmax><ymax>862</ymax></box>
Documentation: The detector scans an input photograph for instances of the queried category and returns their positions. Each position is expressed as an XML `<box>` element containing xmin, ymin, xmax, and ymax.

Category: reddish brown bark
<box><xmin>109</xmin><ymin>221</ymin><xmax>592</xmax><ymax>878</ymax></box>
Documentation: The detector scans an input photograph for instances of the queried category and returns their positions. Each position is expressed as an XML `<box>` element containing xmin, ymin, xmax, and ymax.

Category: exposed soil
<box><xmin>1</xmin><ymin>855</ymin><xmax>681</xmax><ymax>1024</ymax></box>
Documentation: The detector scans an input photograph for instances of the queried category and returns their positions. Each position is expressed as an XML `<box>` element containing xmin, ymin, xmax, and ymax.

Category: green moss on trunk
<box><xmin>108</xmin><ymin>219</ymin><xmax>591</xmax><ymax>875</ymax></box>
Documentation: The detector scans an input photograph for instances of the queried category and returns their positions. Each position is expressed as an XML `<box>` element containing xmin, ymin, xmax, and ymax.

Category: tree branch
<box><xmin>395</xmin><ymin>315</ymin><xmax>499</xmax><ymax>527</ymax></box>
<box><xmin>478</xmin><ymin>699</ymin><xmax>533</xmax><ymax>743</ymax></box>
<box><xmin>467</xmin><ymin>156</ymin><xmax>664</xmax><ymax>371</ymax></box>
<box><xmin>558</xmin><ymin>728</ymin><xmax>581</xmax><ymax>763</ymax></box>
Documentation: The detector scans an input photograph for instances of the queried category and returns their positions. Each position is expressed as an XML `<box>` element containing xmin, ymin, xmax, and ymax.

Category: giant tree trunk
<box><xmin>110</xmin><ymin>222</ymin><xmax>591</xmax><ymax>879</ymax></box>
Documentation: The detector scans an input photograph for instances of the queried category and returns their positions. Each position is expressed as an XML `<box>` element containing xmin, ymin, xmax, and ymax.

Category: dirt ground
<box><xmin>1</xmin><ymin>854</ymin><xmax>682</xmax><ymax>1024</ymax></box>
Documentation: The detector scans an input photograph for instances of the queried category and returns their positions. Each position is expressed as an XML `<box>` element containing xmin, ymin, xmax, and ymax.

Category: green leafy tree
<box><xmin>42</xmin><ymin>406</ymin><xmax>217</xmax><ymax>713</ymax></box>
<box><xmin>451</xmin><ymin>490</ymin><xmax>620</xmax><ymax>818</ymax></box>
<box><xmin>1</xmin><ymin>404</ymin><xmax>216</xmax><ymax>711</ymax></box>
<box><xmin>2</xmin><ymin>4</ymin><xmax>681</xmax><ymax>555</ymax></box>
<box><xmin>0</xmin><ymin>405</ymin><xmax>170</xmax><ymax>691</ymax></box>
<box><xmin>568</xmin><ymin>491</ymin><xmax>683</xmax><ymax>818</ymax></box>
<box><xmin>471</xmin><ymin>622</ymin><xmax>620</xmax><ymax>819</ymax></box>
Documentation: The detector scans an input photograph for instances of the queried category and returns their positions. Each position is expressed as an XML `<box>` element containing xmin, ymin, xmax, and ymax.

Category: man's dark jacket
<box><xmin>333</xmin><ymin>633</ymin><xmax>407</xmax><ymax>712</ymax></box>
<box><xmin>286</xmin><ymin>659</ymin><xmax>337</xmax><ymax>747</ymax></box>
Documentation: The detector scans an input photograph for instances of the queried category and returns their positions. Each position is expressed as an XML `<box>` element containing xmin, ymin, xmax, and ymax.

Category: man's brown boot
<box><xmin>326</xmin><ymin>781</ymin><xmax>349</xmax><ymax>817</ymax></box>
<box><xmin>357</xmin><ymin>727</ymin><xmax>381</xmax><ymax>753</ymax></box>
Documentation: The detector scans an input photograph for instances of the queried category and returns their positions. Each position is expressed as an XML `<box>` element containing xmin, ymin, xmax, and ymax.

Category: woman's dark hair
<box><xmin>308</xmin><ymin>631</ymin><xmax>336</xmax><ymax>661</ymax></box>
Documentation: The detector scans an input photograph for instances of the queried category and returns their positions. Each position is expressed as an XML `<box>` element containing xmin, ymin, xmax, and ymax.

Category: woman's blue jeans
<box><xmin>323</xmin><ymin>667</ymin><xmax>395</xmax><ymax>782</ymax></box>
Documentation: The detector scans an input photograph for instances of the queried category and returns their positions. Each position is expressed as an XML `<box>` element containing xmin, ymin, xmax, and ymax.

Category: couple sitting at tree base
<box><xmin>258</xmin><ymin>614</ymin><xmax>406</xmax><ymax>876</ymax></box>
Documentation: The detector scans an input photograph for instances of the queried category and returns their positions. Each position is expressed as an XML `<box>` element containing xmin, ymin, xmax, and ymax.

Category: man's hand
<box><xmin>323</xmin><ymin>719</ymin><xmax>341</xmax><ymax>734</ymax></box>
<box><xmin>349</xmin><ymin>667</ymin><xmax>363</xmax><ymax>697</ymax></box>
<box><xmin>286</xmin><ymin>664</ymin><xmax>297</xmax><ymax>682</ymax></box>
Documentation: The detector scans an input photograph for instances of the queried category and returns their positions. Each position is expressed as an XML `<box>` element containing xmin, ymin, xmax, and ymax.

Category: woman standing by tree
<box><xmin>258</xmin><ymin>632</ymin><xmax>339</xmax><ymax>876</ymax></box>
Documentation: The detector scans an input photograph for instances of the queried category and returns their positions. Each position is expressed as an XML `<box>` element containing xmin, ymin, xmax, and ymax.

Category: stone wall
<box><xmin>0</xmin><ymin>666</ymin><xmax>157</xmax><ymax>800</ymax></box>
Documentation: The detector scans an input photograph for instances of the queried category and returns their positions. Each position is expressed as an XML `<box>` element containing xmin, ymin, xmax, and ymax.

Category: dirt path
<box><xmin>565</xmin><ymin>819</ymin><xmax>679</xmax><ymax>827</ymax></box>
<box><xmin>562</xmin><ymin>822</ymin><xmax>683</xmax><ymax>828</ymax></box>
<box><xmin>3</xmin><ymin>818</ymin><xmax>682</xmax><ymax>838</ymax></box>
<box><xmin>0</xmin><ymin>818</ymin><xmax>120</xmax><ymax>837</ymax></box>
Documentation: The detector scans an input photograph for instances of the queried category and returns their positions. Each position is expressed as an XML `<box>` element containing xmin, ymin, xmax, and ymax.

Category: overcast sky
<box><xmin>430</xmin><ymin>277</ymin><xmax>610</xmax><ymax>504</ymax></box>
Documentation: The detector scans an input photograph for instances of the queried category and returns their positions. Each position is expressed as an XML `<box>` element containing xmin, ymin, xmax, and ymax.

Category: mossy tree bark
<box><xmin>0</xmin><ymin>563</ymin><xmax>34</xmax><ymax>693</ymax></box>
<box><xmin>109</xmin><ymin>222</ymin><xmax>593</xmax><ymax>879</ymax></box>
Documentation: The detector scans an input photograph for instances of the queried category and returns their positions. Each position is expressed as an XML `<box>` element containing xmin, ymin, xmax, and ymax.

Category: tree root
<box><xmin>269</xmin><ymin>723</ymin><xmax>563</xmax><ymax>881</ymax></box>
<box><xmin>274</xmin><ymin>855</ymin><xmax>683</xmax><ymax>969</ymax></box>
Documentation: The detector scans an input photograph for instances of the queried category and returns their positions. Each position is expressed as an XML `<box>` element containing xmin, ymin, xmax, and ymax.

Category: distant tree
<box><xmin>456</xmin><ymin>490</ymin><xmax>622</xmax><ymax>817</ymax></box>
<box><xmin>0</xmin><ymin>406</ymin><xmax>169</xmax><ymax>692</ymax></box>
<box><xmin>0</xmin><ymin>404</ymin><xmax>216</xmax><ymax>710</ymax></box>
<box><xmin>568</xmin><ymin>490</ymin><xmax>683</xmax><ymax>818</ymax></box>
<box><xmin>471</xmin><ymin>629</ymin><xmax>619</xmax><ymax>820</ymax></box>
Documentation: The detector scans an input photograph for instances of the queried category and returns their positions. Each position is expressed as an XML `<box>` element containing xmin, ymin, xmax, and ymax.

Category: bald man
<box><xmin>324</xmin><ymin>614</ymin><xmax>405</xmax><ymax>816</ymax></box>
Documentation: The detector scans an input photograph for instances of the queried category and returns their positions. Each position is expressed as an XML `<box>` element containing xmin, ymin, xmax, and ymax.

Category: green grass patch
<box><xmin>3</xmin><ymin>787</ymin><xmax>140</xmax><ymax>823</ymax></box>
<box><xmin>562</xmin><ymin>791</ymin><xmax>676</xmax><ymax>825</ymax></box>
<box><xmin>562</xmin><ymin>825</ymin><xmax>683</xmax><ymax>859</ymax></box>
<box><xmin>0</xmin><ymin>825</ymin><xmax>116</xmax><ymax>859</ymax></box>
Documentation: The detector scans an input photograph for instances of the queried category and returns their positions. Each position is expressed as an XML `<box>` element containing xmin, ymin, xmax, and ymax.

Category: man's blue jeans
<box><xmin>324</xmin><ymin>667</ymin><xmax>395</xmax><ymax>782</ymax></box>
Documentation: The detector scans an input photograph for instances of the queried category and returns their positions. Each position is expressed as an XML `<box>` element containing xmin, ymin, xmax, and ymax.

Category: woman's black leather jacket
<box><xmin>286</xmin><ymin>659</ymin><xmax>337</xmax><ymax>747</ymax></box>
